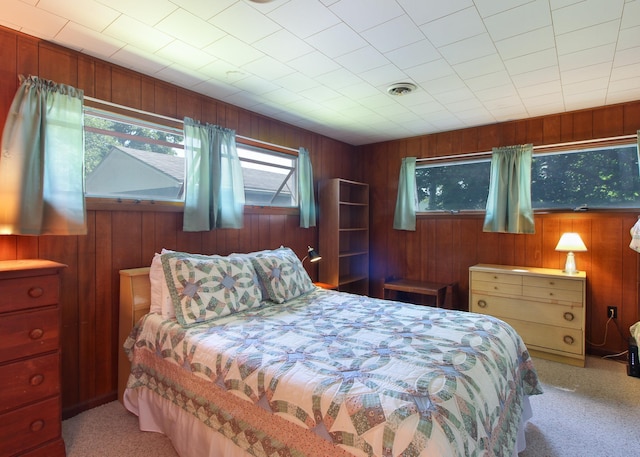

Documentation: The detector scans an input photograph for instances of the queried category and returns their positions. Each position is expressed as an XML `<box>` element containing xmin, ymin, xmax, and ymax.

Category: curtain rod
<box><xmin>84</xmin><ymin>96</ymin><xmax>299</xmax><ymax>154</ymax></box>
<box><xmin>416</xmin><ymin>134</ymin><xmax>638</xmax><ymax>162</ymax></box>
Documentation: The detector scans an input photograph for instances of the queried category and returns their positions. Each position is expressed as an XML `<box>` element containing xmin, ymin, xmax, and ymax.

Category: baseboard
<box><xmin>62</xmin><ymin>391</ymin><xmax>117</xmax><ymax>420</ymax></box>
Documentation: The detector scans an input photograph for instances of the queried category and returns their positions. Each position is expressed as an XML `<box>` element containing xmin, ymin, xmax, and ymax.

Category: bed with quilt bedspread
<box><xmin>122</xmin><ymin>247</ymin><xmax>542</xmax><ymax>457</ymax></box>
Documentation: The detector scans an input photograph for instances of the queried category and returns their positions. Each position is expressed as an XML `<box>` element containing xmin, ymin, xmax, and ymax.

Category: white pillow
<box><xmin>149</xmin><ymin>248</ymin><xmax>177</xmax><ymax>319</ymax></box>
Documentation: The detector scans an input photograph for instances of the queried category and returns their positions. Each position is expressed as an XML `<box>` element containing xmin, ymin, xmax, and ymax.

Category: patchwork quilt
<box><xmin>125</xmin><ymin>288</ymin><xmax>542</xmax><ymax>457</ymax></box>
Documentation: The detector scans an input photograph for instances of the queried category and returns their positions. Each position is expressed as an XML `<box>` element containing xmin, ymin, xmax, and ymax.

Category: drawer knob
<box><xmin>30</xmin><ymin>374</ymin><xmax>44</xmax><ymax>386</ymax></box>
<box><xmin>28</xmin><ymin>286</ymin><xmax>44</xmax><ymax>298</ymax></box>
<box><xmin>29</xmin><ymin>328</ymin><xmax>44</xmax><ymax>340</ymax></box>
<box><xmin>564</xmin><ymin>312</ymin><xmax>575</xmax><ymax>321</ymax></box>
<box><xmin>30</xmin><ymin>419</ymin><xmax>45</xmax><ymax>432</ymax></box>
<box><xmin>477</xmin><ymin>299</ymin><xmax>487</xmax><ymax>308</ymax></box>
<box><xmin>563</xmin><ymin>335</ymin><xmax>575</xmax><ymax>345</ymax></box>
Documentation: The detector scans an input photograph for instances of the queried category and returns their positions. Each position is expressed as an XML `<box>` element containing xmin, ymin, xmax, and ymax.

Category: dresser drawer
<box><xmin>0</xmin><ymin>308</ymin><xmax>59</xmax><ymax>362</ymax></box>
<box><xmin>0</xmin><ymin>274</ymin><xmax>59</xmax><ymax>313</ymax></box>
<box><xmin>522</xmin><ymin>285</ymin><xmax>583</xmax><ymax>303</ymax></box>
<box><xmin>0</xmin><ymin>353</ymin><xmax>60</xmax><ymax>413</ymax></box>
<box><xmin>507</xmin><ymin>319</ymin><xmax>583</xmax><ymax>355</ymax></box>
<box><xmin>470</xmin><ymin>293</ymin><xmax>583</xmax><ymax>329</ymax></box>
<box><xmin>471</xmin><ymin>270</ymin><xmax>522</xmax><ymax>285</ymax></box>
<box><xmin>470</xmin><ymin>279</ymin><xmax>522</xmax><ymax>296</ymax></box>
<box><xmin>0</xmin><ymin>396</ymin><xmax>61</xmax><ymax>456</ymax></box>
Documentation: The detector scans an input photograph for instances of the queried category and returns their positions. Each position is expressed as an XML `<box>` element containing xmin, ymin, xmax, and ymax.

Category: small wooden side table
<box><xmin>383</xmin><ymin>278</ymin><xmax>449</xmax><ymax>308</ymax></box>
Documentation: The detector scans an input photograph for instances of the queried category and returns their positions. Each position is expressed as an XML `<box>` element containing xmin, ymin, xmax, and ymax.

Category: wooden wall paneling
<box><xmin>459</xmin><ymin>127</ymin><xmax>478</xmax><ymax>155</ymax></box>
<box><xmin>524</xmin><ymin>219</ymin><xmax>543</xmax><ymax>267</ymax></box>
<box><xmin>589</xmin><ymin>217</ymin><xmax>625</xmax><ymax>352</ymax></box>
<box><xmin>477</xmin><ymin>124</ymin><xmax>500</xmax><ymax>151</ymax></box>
<box><xmin>0</xmin><ymin>29</ymin><xmax>17</xmax><ymax>130</ymax></box>
<box><xmin>154</xmin><ymin>212</ymin><xmax>179</xmax><ymax>251</ymax></box>
<box><xmin>16</xmin><ymin>236</ymin><xmax>38</xmax><ymax>259</ymax></box>
<box><xmin>94</xmin><ymin>62</ymin><xmax>112</xmax><ymax>101</ymax></box>
<box><xmin>560</xmin><ymin>112</ymin><xmax>575</xmax><ymax>143</ymax></box>
<box><xmin>177</xmin><ymin>88</ymin><xmax>202</xmax><ymax>121</ymax></box>
<box><xmin>526</xmin><ymin>118</ymin><xmax>544</xmax><ymax>146</ymax></box>
<box><xmin>542</xmin><ymin>115</ymin><xmax>562</xmax><ymax>144</ymax></box>
<box><xmin>511</xmin><ymin>232</ymin><xmax>528</xmax><ymax>267</ymax></box>
<box><xmin>77</xmin><ymin>56</ymin><xmax>95</xmax><ymax>98</ymax></box>
<box><xmin>16</xmin><ymin>34</ymin><xmax>39</xmax><ymax>80</ymax></box>
<box><xmin>500</xmin><ymin>121</ymin><xmax>517</xmax><ymax>146</ymax></box>
<box><xmin>572</xmin><ymin>110</ymin><xmax>593</xmax><ymax>141</ymax></box>
<box><xmin>38</xmin><ymin>43</ymin><xmax>77</xmax><ymax>87</ymax></box>
<box><xmin>141</xmin><ymin>77</ymin><xmax>156</xmax><ymax>113</ymax></box>
<box><xmin>111</xmin><ymin>68</ymin><xmax>142</xmax><ymax>109</ymax></box>
<box><xmin>433</xmin><ymin>218</ymin><xmax>454</xmax><ymax>283</ymax></box>
<box><xmin>623</xmin><ymin>101</ymin><xmax>640</xmax><ymax>133</ymax></box>
<box><xmin>541</xmin><ymin>216</ymin><xmax>562</xmax><ymax>269</ymax></box>
<box><xmin>91</xmin><ymin>211</ymin><xmax>112</xmax><ymax>406</ymax></box>
<box><xmin>593</xmin><ymin>105</ymin><xmax>624</xmax><ymax>138</ymax></box>
<box><xmin>154</xmin><ymin>82</ymin><xmax>177</xmax><ymax>118</ymax></box>
<box><xmin>0</xmin><ymin>236</ymin><xmax>17</xmax><ymax>260</ymax></box>
<box><xmin>77</xmin><ymin>212</ymin><xmax>97</xmax><ymax>403</ymax></box>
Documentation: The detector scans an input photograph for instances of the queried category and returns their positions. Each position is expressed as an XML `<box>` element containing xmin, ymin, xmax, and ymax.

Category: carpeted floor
<box><xmin>62</xmin><ymin>356</ymin><xmax>639</xmax><ymax>457</ymax></box>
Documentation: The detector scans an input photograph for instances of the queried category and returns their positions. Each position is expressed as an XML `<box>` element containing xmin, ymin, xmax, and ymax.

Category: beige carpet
<box><xmin>63</xmin><ymin>356</ymin><xmax>639</xmax><ymax>457</ymax></box>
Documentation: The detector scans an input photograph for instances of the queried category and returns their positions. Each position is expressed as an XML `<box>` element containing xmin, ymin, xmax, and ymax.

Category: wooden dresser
<box><xmin>0</xmin><ymin>259</ymin><xmax>67</xmax><ymax>457</ymax></box>
<box><xmin>469</xmin><ymin>264</ymin><xmax>586</xmax><ymax>367</ymax></box>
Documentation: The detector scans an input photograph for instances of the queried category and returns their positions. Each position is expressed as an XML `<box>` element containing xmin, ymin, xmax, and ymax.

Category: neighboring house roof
<box><xmin>117</xmin><ymin>146</ymin><xmax>184</xmax><ymax>181</ymax></box>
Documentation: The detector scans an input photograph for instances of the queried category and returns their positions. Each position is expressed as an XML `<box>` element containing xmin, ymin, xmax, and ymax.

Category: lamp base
<box><xmin>563</xmin><ymin>252</ymin><xmax>579</xmax><ymax>275</ymax></box>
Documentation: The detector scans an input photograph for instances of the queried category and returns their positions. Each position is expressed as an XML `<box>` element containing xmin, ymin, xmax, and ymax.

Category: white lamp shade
<box><xmin>555</xmin><ymin>233</ymin><xmax>587</xmax><ymax>252</ymax></box>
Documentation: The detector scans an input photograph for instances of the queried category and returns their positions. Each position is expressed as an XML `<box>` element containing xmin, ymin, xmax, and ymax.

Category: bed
<box><xmin>119</xmin><ymin>247</ymin><xmax>542</xmax><ymax>457</ymax></box>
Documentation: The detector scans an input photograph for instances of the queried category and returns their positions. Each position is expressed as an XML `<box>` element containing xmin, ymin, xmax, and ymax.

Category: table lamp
<box><xmin>555</xmin><ymin>232</ymin><xmax>587</xmax><ymax>274</ymax></box>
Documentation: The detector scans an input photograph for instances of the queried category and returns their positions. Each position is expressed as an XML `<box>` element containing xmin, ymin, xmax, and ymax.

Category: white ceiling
<box><xmin>2</xmin><ymin>0</ymin><xmax>639</xmax><ymax>145</ymax></box>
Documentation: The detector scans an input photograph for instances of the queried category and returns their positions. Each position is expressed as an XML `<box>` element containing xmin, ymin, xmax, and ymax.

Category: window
<box><xmin>83</xmin><ymin>104</ymin><xmax>299</xmax><ymax>207</ymax></box>
<box><xmin>415</xmin><ymin>142</ymin><xmax>640</xmax><ymax>212</ymax></box>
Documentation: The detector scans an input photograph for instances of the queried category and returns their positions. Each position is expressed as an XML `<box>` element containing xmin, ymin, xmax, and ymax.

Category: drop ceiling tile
<box><xmin>155</xmin><ymin>40</ymin><xmax>215</xmax><ymax>69</ymax></box>
<box><xmin>422</xmin><ymin>75</ymin><xmax>466</xmax><ymax>95</ymax></box>
<box><xmin>315</xmin><ymin>68</ymin><xmax>364</xmax><ymax>89</ymax></box>
<box><xmin>511</xmin><ymin>66</ymin><xmax>559</xmax><ymax>88</ymax></box>
<box><xmin>564</xmin><ymin>90</ymin><xmax>607</xmax><ymax>111</ymax></box>
<box><xmin>241</xmin><ymin>56</ymin><xmax>295</xmax><ymax>81</ymax></box>
<box><xmin>608</xmin><ymin>74</ymin><xmax>640</xmax><ymax>93</ymax></box>
<box><xmin>253</xmin><ymin>29</ymin><xmax>314</xmax><ymax>62</ymax></box>
<box><xmin>613</xmin><ymin>46</ymin><xmax>640</xmax><ymax>67</ymax></box>
<box><xmin>453</xmin><ymin>54</ymin><xmax>506</xmax><ymax>79</ymax></box>
<box><xmin>438</xmin><ymin>33</ymin><xmax>497</xmax><ymax>66</ymax></box>
<box><xmin>208</xmin><ymin>1</ymin><xmax>280</xmax><ymax>44</ymax></box>
<box><xmin>155</xmin><ymin>8</ymin><xmax>225</xmax><ymax>48</ymax></box>
<box><xmin>232</xmin><ymin>74</ymin><xmax>280</xmax><ymax>96</ymax></box>
<box><xmin>562</xmin><ymin>62</ymin><xmax>612</xmax><ymax>84</ymax></box>
<box><xmin>358</xmin><ymin>64</ymin><xmax>408</xmax><ymax>87</ymax></box>
<box><xmin>287</xmin><ymin>51</ymin><xmax>341</xmax><ymax>77</ymax></box>
<box><xmin>154</xmin><ymin>64</ymin><xmax>210</xmax><ymax>88</ymax></box>
<box><xmin>329</xmin><ymin>0</ymin><xmax>403</xmax><ymax>32</ymax></box>
<box><xmin>55</xmin><ymin>22</ymin><xmax>125</xmax><ymax>58</ymax></box>
<box><xmin>465</xmin><ymin>70</ymin><xmax>512</xmax><ymax>91</ymax></box>
<box><xmin>518</xmin><ymin>80</ymin><xmax>562</xmax><ymax>98</ymax></box>
<box><xmin>563</xmin><ymin>77</ymin><xmax>610</xmax><ymax>95</ymax></box>
<box><xmin>334</xmin><ymin>46</ymin><xmax>389</xmax><ymax>73</ymax></box>
<box><xmin>104</xmin><ymin>15</ymin><xmax>175</xmax><ymax>54</ymax></box>
<box><xmin>475</xmin><ymin>84</ymin><xmax>519</xmax><ymax>102</ymax></box>
<box><xmin>484</xmin><ymin>0</ymin><xmax>551</xmax><ymax>42</ymax></box>
<box><xmin>267</xmin><ymin>0</ymin><xmax>341</xmax><ymax>38</ymax></box>
<box><xmin>110</xmin><ymin>45</ymin><xmax>170</xmax><ymax>75</ymax></box>
<box><xmin>396</xmin><ymin>0</ymin><xmax>473</xmax><ymax>25</ymax></box>
<box><xmin>420</xmin><ymin>7</ymin><xmax>485</xmax><ymax>48</ymax></box>
<box><xmin>621</xmin><ymin>1</ymin><xmax>640</xmax><ymax>28</ymax></box>
<box><xmin>2</xmin><ymin>0</ymin><xmax>66</xmax><ymax>39</ymax></box>
<box><xmin>361</xmin><ymin>15</ymin><xmax>425</xmax><ymax>53</ymax></box>
<box><xmin>38</xmin><ymin>0</ymin><xmax>119</xmax><ymax>33</ymax></box>
<box><xmin>299</xmin><ymin>85</ymin><xmax>343</xmax><ymax>104</ymax></box>
<box><xmin>336</xmin><ymin>82</ymin><xmax>379</xmax><ymax>100</ymax></box>
<box><xmin>611</xmin><ymin>61</ymin><xmax>640</xmax><ymax>81</ymax></box>
<box><xmin>172</xmin><ymin>0</ymin><xmax>236</xmax><ymax>20</ymax></box>
<box><xmin>503</xmin><ymin>48</ymin><xmax>558</xmax><ymax>75</ymax></box>
<box><xmin>306</xmin><ymin>23</ymin><xmax>368</xmax><ymax>59</ymax></box>
<box><xmin>558</xmin><ymin>44</ymin><xmax>615</xmax><ymax>71</ymax></box>
<box><xmin>405</xmin><ymin>59</ymin><xmax>455</xmax><ymax>84</ymax></box>
<box><xmin>261</xmin><ymin>88</ymin><xmax>304</xmax><ymax>105</ymax></box>
<box><xmin>384</xmin><ymin>40</ymin><xmax>440</xmax><ymax>69</ymax></box>
<box><xmin>94</xmin><ymin>0</ymin><xmax>178</xmax><ymax>27</ymax></box>
<box><xmin>192</xmin><ymin>79</ymin><xmax>240</xmax><ymax>100</ymax></box>
<box><xmin>552</xmin><ymin>0</ymin><xmax>625</xmax><ymax>35</ymax></box>
<box><xmin>199</xmin><ymin>60</ymin><xmax>248</xmax><ymax>84</ymax></box>
<box><xmin>556</xmin><ymin>21</ymin><xmax>620</xmax><ymax>56</ymax></box>
<box><xmin>495</xmin><ymin>27</ymin><xmax>555</xmax><ymax>60</ymax></box>
<box><xmin>273</xmin><ymin>72</ymin><xmax>319</xmax><ymax>92</ymax></box>
<box><xmin>617</xmin><ymin>26</ymin><xmax>640</xmax><ymax>50</ymax></box>
<box><xmin>474</xmin><ymin>0</ymin><xmax>534</xmax><ymax>18</ymax></box>
<box><xmin>203</xmin><ymin>35</ymin><xmax>264</xmax><ymax>67</ymax></box>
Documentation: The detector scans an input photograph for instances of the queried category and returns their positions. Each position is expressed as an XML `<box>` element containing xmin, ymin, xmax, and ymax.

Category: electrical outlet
<box><xmin>607</xmin><ymin>306</ymin><xmax>618</xmax><ymax>319</ymax></box>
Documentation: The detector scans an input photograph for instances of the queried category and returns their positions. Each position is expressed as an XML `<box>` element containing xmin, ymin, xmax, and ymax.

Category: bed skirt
<box><xmin>124</xmin><ymin>387</ymin><xmax>533</xmax><ymax>457</ymax></box>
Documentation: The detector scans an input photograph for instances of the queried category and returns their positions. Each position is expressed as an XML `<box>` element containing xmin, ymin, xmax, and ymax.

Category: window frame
<box><xmin>414</xmin><ymin>135</ymin><xmax>640</xmax><ymax>217</ymax></box>
<box><xmin>83</xmin><ymin>98</ymin><xmax>301</xmax><ymax>215</ymax></box>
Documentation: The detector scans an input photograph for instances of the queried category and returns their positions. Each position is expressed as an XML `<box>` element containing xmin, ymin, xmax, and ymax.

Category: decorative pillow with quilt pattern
<box><xmin>250</xmin><ymin>246</ymin><xmax>314</xmax><ymax>303</ymax></box>
<box><xmin>161</xmin><ymin>251</ymin><xmax>263</xmax><ymax>326</ymax></box>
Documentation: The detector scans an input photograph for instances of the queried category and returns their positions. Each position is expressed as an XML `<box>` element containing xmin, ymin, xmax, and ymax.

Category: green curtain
<box><xmin>183</xmin><ymin>118</ymin><xmax>244</xmax><ymax>231</ymax></box>
<box><xmin>0</xmin><ymin>75</ymin><xmax>85</xmax><ymax>235</ymax></box>
<box><xmin>483</xmin><ymin>144</ymin><xmax>535</xmax><ymax>234</ymax></box>
<box><xmin>298</xmin><ymin>147</ymin><xmax>316</xmax><ymax>228</ymax></box>
<box><xmin>393</xmin><ymin>157</ymin><xmax>417</xmax><ymax>231</ymax></box>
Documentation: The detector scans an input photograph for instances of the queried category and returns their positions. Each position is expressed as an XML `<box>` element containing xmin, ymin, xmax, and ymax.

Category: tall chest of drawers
<box><xmin>0</xmin><ymin>260</ymin><xmax>67</xmax><ymax>457</ymax></box>
<box><xmin>469</xmin><ymin>264</ymin><xmax>586</xmax><ymax>367</ymax></box>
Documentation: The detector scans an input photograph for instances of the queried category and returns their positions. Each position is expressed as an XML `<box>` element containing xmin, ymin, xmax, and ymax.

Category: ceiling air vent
<box><xmin>387</xmin><ymin>82</ymin><xmax>417</xmax><ymax>96</ymax></box>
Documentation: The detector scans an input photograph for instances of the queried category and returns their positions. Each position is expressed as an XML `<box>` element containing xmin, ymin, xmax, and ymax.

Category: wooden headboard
<box><xmin>118</xmin><ymin>267</ymin><xmax>152</xmax><ymax>404</ymax></box>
